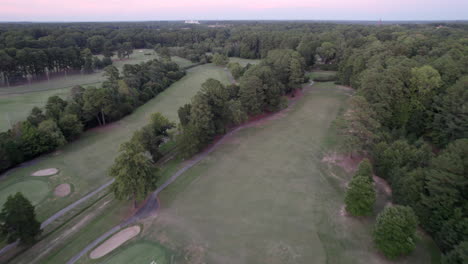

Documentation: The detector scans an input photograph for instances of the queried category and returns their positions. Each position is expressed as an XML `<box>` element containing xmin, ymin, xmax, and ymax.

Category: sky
<box><xmin>1</xmin><ymin>0</ymin><xmax>468</xmax><ymax>22</ymax></box>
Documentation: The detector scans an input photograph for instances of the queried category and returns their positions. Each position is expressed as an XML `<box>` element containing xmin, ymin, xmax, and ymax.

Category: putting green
<box><xmin>102</xmin><ymin>242</ymin><xmax>169</xmax><ymax>264</ymax></box>
<box><xmin>0</xmin><ymin>180</ymin><xmax>49</xmax><ymax>208</ymax></box>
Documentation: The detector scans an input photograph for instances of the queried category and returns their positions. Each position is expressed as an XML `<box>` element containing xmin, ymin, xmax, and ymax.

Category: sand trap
<box><xmin>31</xmin><ymin>168</ymin><xmax>59</xmax><ymax>176</ymax></box>
<box><xmin>54</xmin><ymin>183</ymin><xmax>71</xmax><ymax>197</ymax></box>
<box><xmin>90</xmin><ymin>226</ymin><xmax>141</xmax><ymax>259</ymax></box>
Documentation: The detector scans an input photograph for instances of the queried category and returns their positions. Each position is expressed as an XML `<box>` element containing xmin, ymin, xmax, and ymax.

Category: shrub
<box><xmin>345</xmin><ymin>175</ymin><xmax>376</xmax><ymax>216</ymax></box>
<box><xmin>373</xmin><ymin>205</ymin><xmax>418</xmax><ymax>259</ymax></box>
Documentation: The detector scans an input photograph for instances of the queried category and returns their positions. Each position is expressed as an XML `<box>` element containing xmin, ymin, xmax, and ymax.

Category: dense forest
<box><xmin>0</xmin><ymin>21</ymin><xmax>467</xmax><ymax>263</ymax></box>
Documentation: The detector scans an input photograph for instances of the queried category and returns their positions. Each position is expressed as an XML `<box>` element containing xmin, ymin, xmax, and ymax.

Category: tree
<box><xmin>19</xmin><ymin>121</ymin><xmax>55</xmax><ymax>158</ymax></box>
<box><xmin>442</xmin><ymin>241</ymin><xmax>468</xmax><ymax>264</ymax></box>
<box><xmin>336</xmin><ymin>96</ymin><xmax>381</xmax><ymax>155</ymax></box>
<box><xmin>156</xmin><ymin>46</ymin><xmax>171</xmax><ymax>61</ymax></box>
<box><xmin>355</xmin><ymin>158</ymin><xmax>373</xmax><ymax>180</ymax></box>
<box><xmin>345</xmin><ymin>174</ymin><xmax>375</xmax><ymax>216</ymax></box>
<box><xmin>316</xmin><ymin>42</ymin><xmax>337</xmax><ymax>64</ymax></box>
<box><xmin>131</xmin><ymin>113</ymin><xmax>175</xmax><ymax>162</ymax></box>
<box><xmin>212</xmin><ymin>53</ymin><xmax>228</xmax><ymax>66</ymax></box>
<box><xmin>110</xmin><ymin>141</ymin><xmax>158</xmax><ymax>208</ymax></box>
<box><xmin>239</xmin><ymin>75</ymin><xmax>264</xmax><ymax>115</ymax></box>
<box><xmin>38</xmin><ymin>119</ymin><xmax>67</xmax><ymax>147</ymax></box>
<box><xmin>373</xmin><ymin>205</ymin><xmax>418</xmax><ymax>259</ymax></box>
<box><xmin>58</xmin><ymin>114</ymin><xmax>83</xmax><ymax>141</ymax></box>
<box><xmin>297</xmin><ymin>36</ymin><xmax>318</xmax><ymax>66</ymax></box>
<box><xmin>410</xmin><ymin>65</ymin><xmax>442</xmax><ymax>107</ymax></box>
<box><xmin>431</xmin><ymin>76</ymin><xmax>468</xmax><ymax>147</ymax></box>
<box><xmin>27</xmin><ymin>107</ymin><xmax>46</xmax><ymax>126</ymax></box>
<box><xmin>419</xmin><ymin>139</ymin><xmax>468</xmax><ymax>249</ymax></box>
<box><xmin>288</xmin><ymin>58</ymin><xmax>305</xmax><ymax>89</ymax></box>
<box><xmin>0</xmin><ymin>192</ymin><xmax>41</xmax><ymax>244</ymax></box>
<box><xmin>178</xmin><ymin>104</ymin><xmax>192</xmax><ymax>127</ymax></box>
<box><xmin>226</xmin><ymin>99</ymin><xmax>248</xmax><ymax>125</ymax></box>
<box><xmin>81</xmin><ymin>48</ymin><xmax>94</xmax><ymax>73</ymax></box>
<box><xmin>228</xmin><ymin>62</ymin><xmax>243</xmax><ymax>80</ymax></box>
<box><xmin>45</xmin><ymin>96</ymin><xmax>67</xmax><ymax>121</ymax></box>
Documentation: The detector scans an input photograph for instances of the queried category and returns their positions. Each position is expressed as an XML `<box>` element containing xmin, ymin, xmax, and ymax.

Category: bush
<box><xmin>373</xmin><ymin>205</ymin><xmax>418</xmax><ymax>259</ymax></box>
<box><xmin>345</xmin><ymin>175</ymin><xmax>375</xmax><ymax>216</ymax></box>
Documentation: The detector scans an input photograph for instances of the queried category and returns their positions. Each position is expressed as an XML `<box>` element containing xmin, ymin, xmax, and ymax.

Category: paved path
<box><xmin>65</xmin><ymin>82</ymin><xmax>312</xmax><ymax>263</ymax></box>
<box><xmin>0</xmin><ymin>179</ymin><xmax>115</xmax><ymax>256</ymax></box>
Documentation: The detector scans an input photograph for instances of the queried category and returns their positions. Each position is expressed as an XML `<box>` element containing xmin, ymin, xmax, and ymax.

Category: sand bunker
<box><xmin>54</xmin><ymin>183</ymin><xmax>71</xmax><ymax>197</ymax></box>
<box><xmin>31</xmin><ymin>168</ymin><xmax>59</xmax><ymax>176</ymax></box>
<box><xmin>90</xmin><ymin>225</ymin><xmax>141</xmax><ymax>259</ymax></box>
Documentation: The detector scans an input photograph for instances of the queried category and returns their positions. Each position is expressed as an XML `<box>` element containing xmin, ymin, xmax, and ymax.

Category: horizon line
<box><xmin>1</xmin><ymin>19</ymin><xmax>468</xmax><ymax>23</ymax></box>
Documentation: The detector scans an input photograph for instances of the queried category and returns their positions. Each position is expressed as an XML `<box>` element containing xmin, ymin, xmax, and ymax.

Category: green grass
<box><xmin>129</xmin><ymin>82</ymin><xmax>437</xmax><ymax>264</ymax></box>
<box><xmin>0</xmin><ymin>64</ymin><xmax>229</xmax><ymax>222</ymax></box>
<box><xmin>0</xmin><ymin>179</ymin><xmax>49</xmax><ymax>208</ymax></box>
<box><xmin>97</xmin><ymin>242</ymin><xmax>171</xmax><ymax>264</ymax></box>
<box><xmin>41</xmin><ymin>198</ymin><xmax>131</xmax><ymax>264</ymax></box>
<box><xmin>0</xmin><ymin>49</ymin><xmax>194</xmax><ymax>132</ymax></box>
<box><xmin>8</xmin><ymin>145</ymin><xmax>184</xmax><ymax>264</ymax></box>
<box><xmin>228</xmin><ymin>57</ymin><xmax>261</xmax><ymax>67</ymax></box>
<box><xmin>308</xmin><ymin>70</ymin><xmax>337</xmax><ymax>80</ymax></box>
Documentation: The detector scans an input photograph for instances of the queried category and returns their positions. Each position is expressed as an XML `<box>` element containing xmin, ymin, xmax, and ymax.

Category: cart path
<box><xmin>66</xmin><ymin>82</ymin><xmax>312</xmax><ymax>264</ymax></box>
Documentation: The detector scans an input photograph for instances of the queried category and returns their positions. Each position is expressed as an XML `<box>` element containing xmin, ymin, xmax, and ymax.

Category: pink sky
<box><xmin>1</xmin><ymin>0</ymin><xmax>467</xmax><ymax>21</ymax></box>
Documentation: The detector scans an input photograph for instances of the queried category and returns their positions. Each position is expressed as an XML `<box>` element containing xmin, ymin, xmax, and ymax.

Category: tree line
<box><xmin>0</xmin><ymin>59</ymin><xmax>184</xmax><ymax>173</ymax></box>
<box><xmin>334</xmin><ymin>23</ymin><xmax>468</xmax><ymax>263</ymax></box>
<box><xmin>177</xmin><ymin>49</ymin><xmax>305</xmax><ymax>156</ymax></box>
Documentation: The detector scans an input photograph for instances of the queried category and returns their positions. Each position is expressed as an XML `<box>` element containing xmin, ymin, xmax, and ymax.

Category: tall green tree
<box><xmin>45</xmin><ymin>96</ymin><xmax>67</xmax><ymax>121</ymax></box>
<box><xmin>110</xmin><ymin>141</ymin><xmax>158</xmax><ymax>208</ymax></box>
<box><xmin>131</xmin><ymin>113</ymin><xmax>174</xmax><ymax>162</ymax></box>
<box><xmin>58</xmin><ymin>114</ymin><xmax>83</xmax><ymax>141</ymax></box>
<box><xmin>431</xmin><ymin>76</ymin><xmax>468</xmax><ymax>147</ymax></box>
<box><xmin>27</xmin><ymin>107</ymin><xmax>46</xmax><ymax>126</ymax></box>
<box><xmin>0</xmin><ymin>192</ymin><xmax>41</xmax><ymax>244</ymax></box>
<box><xmin>239</xmin><ymin>75</ymin><xmax>264</xmax><ymax>115</ymax></box>
<box><xmin>336</xmin><ymin>96</ymin><xmax>380</xmax><ymax>155</ymax></box>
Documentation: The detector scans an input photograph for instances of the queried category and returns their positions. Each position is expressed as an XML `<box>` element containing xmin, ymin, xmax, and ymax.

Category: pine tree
<box><xmin>0</xmin><ymin>192</ymin><xmax>41</xmax><ymax>244</ymax></box>
<box><xmin>239</xmin><ymin>75</ymin><xmax>263</xmax><ymax>115</ymax></box>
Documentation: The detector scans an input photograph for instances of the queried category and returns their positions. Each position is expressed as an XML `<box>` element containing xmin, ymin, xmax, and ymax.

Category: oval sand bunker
<box><xmin>54</xmin><ymin>183</ymin><xmax>71</xmax><ymax>197</ymax></box>
<box><xmin>90</xmin><ymin>225</ymin><xmax>141</xmax><ymax>259</ymax></box>
<box><xmin>31</xmin><ymin>168</ymin><xmax>59</xmax><ymax>177</ymax></box>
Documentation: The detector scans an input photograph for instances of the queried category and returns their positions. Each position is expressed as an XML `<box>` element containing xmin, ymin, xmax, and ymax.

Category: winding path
<box><xmin>66</xmin><ymin>81</ymin><xmax>312</xmax><ymax>264</ymax></box>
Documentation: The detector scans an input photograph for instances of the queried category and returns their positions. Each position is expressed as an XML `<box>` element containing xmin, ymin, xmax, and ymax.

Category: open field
<box><xmin>308</xmin><ymin>70</ymin><xmax>337</xmax><ymax>80</ymax></box>
<box><xmin>0</xmin><ymin>64</ymin><xmax>229</xmax><ymax>223</ymax></box>
<box><xmin>99</xmin><ymin>82</ymin><xmax>438</xmax><ymax>264</ymax></box>
<box><xmin>0</xmin><ymin>49</ymin><xmax>194</xmax><ymax>131</ymax></box>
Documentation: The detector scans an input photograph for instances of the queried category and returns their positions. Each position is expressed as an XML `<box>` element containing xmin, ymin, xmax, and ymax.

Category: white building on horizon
<box><xmin>184</xmin><ymin>20</ymin><xmax>200</xmax><ymax>24</ymax></box>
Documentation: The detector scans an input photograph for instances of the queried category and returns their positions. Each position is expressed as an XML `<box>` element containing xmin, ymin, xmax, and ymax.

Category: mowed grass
<box><xmin>0</xmin><ymin>49</ymin><xmax>194</xmax><ymax>131</ymax></box>
<box><xmin>228</xmin><ymin>57</ymin><xmax>261</xmax><ymax>67</ymax></box>
<box><xmin>130</xmin><ymin>82</ymin><xmax>437</xmax><ymax>264</ymax></box>
<box><xmin>308</xmin><ymin>70</ymin><xmax>337</xmax><ymax>80</ymax></box>
<box><xmin>0</xmin><ymin>64</ymin><xmax>230</xmax><ymax>222</ymax></box>
<box><xmin>98</xmin><ymin>242</ymin><xmax>171</xmax><ymax>264</ymax></box>
<box><xmin>0</xmin><ymin>179</ymin><xmax>49</xmax><ymax>207</ymax></box>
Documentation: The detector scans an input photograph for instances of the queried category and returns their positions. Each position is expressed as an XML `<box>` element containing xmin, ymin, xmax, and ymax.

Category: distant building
<box><xmin>184</xmin><ymin>20</ymin><xmax>200</xmax><ymax>24</ymax></box>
